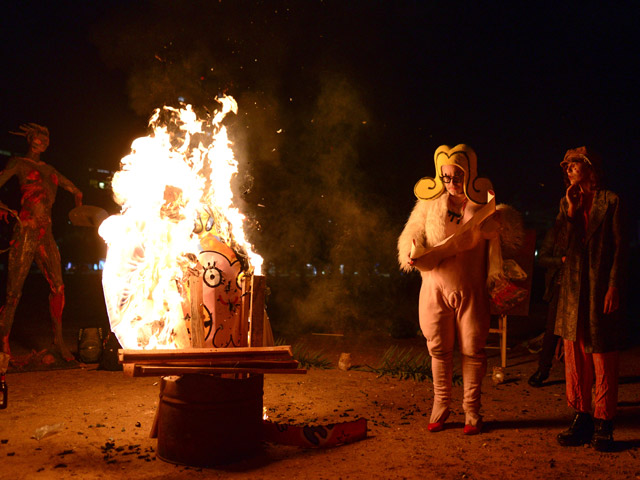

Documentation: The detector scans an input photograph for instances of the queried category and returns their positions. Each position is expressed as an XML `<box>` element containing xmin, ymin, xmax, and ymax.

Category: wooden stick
<box><xmin>239</xmin><ymin>275</ymin><xmax>250</xmax><ymax>348</ymax></box>
<box><xmin>249</xmin><ymin>275</ymin><xmax>266</xmax><ymax>347</ymax></box>
<box><xmin>189</xmin><ymin>272</ymin><xmax>205</xmax><ymax>348</ymax></box>
<box><xmin>124</xmin><ymin>364</ymin><xmax>306</xmax><ymax>377</ymax></box>
<box><xmin>149</xmin><ymin>405</ymin><xmax>160</xmax><ymax>439</ymax></box>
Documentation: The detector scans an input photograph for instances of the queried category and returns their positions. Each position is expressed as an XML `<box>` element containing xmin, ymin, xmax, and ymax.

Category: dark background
<box><xmin>1</xmin><ymin>1</ymin><xmax>638</xmax><ymax>338</ymax></box>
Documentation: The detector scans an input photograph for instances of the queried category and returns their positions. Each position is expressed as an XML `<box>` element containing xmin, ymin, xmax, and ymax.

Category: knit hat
<box><xmin>414</xmin><ymin>144</ymin><xmax>493</xmax><ymax>204</ymax></box>
<box><xmin>560</xmin><ymin>146</ymin><xmax>602</xmax><ymax>168</ymax></box>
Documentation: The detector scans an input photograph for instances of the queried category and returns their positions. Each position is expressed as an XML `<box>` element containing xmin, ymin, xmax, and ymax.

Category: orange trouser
<box><xmin>563</xmin><ymin>331</ymin><xmax>619</xmax><ymax>421</ymax></box>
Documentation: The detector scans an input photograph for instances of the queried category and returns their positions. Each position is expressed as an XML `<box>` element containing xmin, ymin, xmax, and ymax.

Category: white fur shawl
<box><xmin>397</xmin><ymin>195</ymin><xmax>524</xmax><ymax>273</ymax></box>
<box><xmin>397</xmin><ymin>195</ymin><xmax>448</xmax><ymax>272</ymax></box>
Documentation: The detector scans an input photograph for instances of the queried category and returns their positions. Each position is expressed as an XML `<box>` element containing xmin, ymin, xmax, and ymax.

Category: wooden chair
<box><xmin>488</xmin><ymin>229</ymin><xmax>537</xmax><ymax>368</ymax></box>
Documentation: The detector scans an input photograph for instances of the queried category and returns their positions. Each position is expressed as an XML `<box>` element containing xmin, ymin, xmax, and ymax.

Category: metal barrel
<box><xmin>156</xmin><ymin>373</ymin><xmax>264</xmax><ymax>467</ymax></box>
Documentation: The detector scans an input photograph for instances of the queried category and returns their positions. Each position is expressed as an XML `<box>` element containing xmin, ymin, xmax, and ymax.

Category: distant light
<box><xmin>98</xmin><ymin>181</ymin><xmax>106</xmax><ymax>189</ymax></box>
<box><xmin>178</xmin><ymin>96</ymin><xmax>185</xmax><ymax>103</ymax></box>
<box><xmin>99</xmin><ymin>260</ymin><xmax>105</xmax><ymax>270</ymax></box>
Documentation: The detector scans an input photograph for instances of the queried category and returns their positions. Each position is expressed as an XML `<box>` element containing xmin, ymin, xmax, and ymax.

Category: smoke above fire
<box><xmin>246</xmin><ymin>76</ymin><xmax>401</xmax><ymax>334</ymax></box>
<box><xmin>92</xmin><ymin>7</ymin><xmax>404</xmax><ymax>335</ymax></box>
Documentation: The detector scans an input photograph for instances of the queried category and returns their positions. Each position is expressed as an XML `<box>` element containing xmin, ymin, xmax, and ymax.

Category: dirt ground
<box><xmin>1</xmin><ymin>327</ymin><xmax>640</xmax><ymax>480</ymax></box>
<box><xmin>0</xmin><ymin>275</ymin><xmax>639</xmax><ymax>479</ymax></box>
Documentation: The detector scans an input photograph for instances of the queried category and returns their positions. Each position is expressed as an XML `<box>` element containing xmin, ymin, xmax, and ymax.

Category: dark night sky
<box><xmin>1</xmin><ymin>1</ymin><xmax>639</xmax><ymax>253</ymax></box>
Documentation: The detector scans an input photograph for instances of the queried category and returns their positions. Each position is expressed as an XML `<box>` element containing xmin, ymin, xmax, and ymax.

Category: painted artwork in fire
<box><xmin>99</xmin><ymin>98</ymin><xmax>263</xmax><ymax>350</ymax></box>
<box><xmin>198</xmin><ymin>237</ymin><xmax>244</xmax><ymax>348</ymax></box>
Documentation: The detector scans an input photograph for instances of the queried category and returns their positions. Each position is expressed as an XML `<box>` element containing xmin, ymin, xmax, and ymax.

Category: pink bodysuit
<box><xmin>398</xmin><ymin>193</ymin><xmax>491</xmax><ymax>427</ymax></box>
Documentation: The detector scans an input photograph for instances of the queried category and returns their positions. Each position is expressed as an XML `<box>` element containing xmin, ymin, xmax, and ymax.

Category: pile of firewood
<box><xmin>120</xmin><ymin>346</ymin><xmax>305</xmax><ymax>377</ymax></box>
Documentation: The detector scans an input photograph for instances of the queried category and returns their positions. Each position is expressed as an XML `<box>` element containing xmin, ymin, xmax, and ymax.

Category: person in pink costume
<box><xmin>0</xmin><ymin>123</ymin><xmax>83</xmax><ymax>361</ymax></box>
<box><xmin>398</xmin><ymin>144</ymin><xmax>499</xmax><ymax>435</ymax></box>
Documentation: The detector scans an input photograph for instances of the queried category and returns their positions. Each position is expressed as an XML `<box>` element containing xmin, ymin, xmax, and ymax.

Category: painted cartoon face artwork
<box><xmin>198</xmin><ymin>238</ymin><xmax>244</xmax><ymax>348</ymax></box>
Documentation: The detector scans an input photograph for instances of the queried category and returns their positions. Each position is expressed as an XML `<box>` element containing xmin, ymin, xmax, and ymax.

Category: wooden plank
<box><xmin>249</xmin><ymin>275</ymin><xmax>266</xmax><ymax>347</ymax></box>
<box><xmin>121</xmin><ymin>345</ymin><xmax>293</xmax><ymax>355</ymax></box>
<box><xmin>124</xmin><ymin>364</ymin><xmax>307</xmax><ymax>377</ymax></box>
<box><xmin>239</xmin><ymin>275</ymin><xmax>250</xmax><ymax>347</ymax></box>
<box><xmin>128</xmin><ymin>359</ymin><xmax>301</xmax><ymax>368</ymax></box>
<box><xmin>189</xmin><ymin>272</ymin><xmax>205</xmax><ymax>348</ymax></box>
<box><xmin>119</xmin><ymin>354</ymin><xmax>294</xmax><ymax>365</ymax></box>
<box><xmin>119</xmin><ymin>345</ymin><xmax>293</xmax><ymax>363</ymax></box>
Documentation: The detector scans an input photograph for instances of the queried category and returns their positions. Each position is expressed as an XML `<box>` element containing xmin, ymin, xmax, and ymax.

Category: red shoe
<box><xmin>463</xmin><ymin>420</ymin><xmax>483</xmax><ymax>435</ymax></box>
<box><xmin>428</xmin><ymin>410</ymin><xmax>450</xmax><ymax>433</ymax></box>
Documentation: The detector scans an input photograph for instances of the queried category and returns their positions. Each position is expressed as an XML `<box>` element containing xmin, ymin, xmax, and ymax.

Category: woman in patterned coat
<box><xmin>554</xmin><ymin>146</ymin><xmax>627</xmax><ymax>452</ymax></box>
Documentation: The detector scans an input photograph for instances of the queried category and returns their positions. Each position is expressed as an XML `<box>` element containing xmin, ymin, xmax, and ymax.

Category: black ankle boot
<box><xmin>557</xmin><ymin>412</ymin><xmax>594</xmax><ymax>446</ymax></box>
<box><xmin>591</xmin><ymin>418</ymin><xmax>615</xmax><ymax>452</ymax></box>
<box><xmin>528</xmin><ymin>369</ymin><xmax>549</xmax><ymax>388</ymax></box>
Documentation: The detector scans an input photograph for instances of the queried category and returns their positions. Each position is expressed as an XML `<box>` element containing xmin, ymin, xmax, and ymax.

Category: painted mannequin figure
<box><xmin>554</xmin><ymin>147</ymin><xmax>626</xmax><ymax>452</ymax></box>
<box><xmin>398</xmin><ymin>144</ymin><xmax>496</xmax><ymax>435</ymax></box>
<box><xmin>0</xmin><ymin>124</ymin><xmax>83</xmax><ymax>361</ymax></box>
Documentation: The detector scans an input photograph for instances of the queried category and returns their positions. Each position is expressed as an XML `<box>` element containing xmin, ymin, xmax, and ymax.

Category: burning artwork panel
<box><xmin>98</xmin><ymin>98</ymin><xmax>265</xmax><ymax>351</ymax></box>
<box><xmin>98</xmin><ymin>98</ymin><xmax>304</xmax><ymax>467</ymax></box>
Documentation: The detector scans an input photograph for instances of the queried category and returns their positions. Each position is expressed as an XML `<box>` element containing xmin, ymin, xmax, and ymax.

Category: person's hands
<box><xmin>565</xmin><ymin>183</ymin><xmax>582</xmax><ymax>217</ymax></box>
<box><xmin>0</xmin><ymin>204</ymin><xmax>16</xmax><ymax>223</ymax></box>
<box><xmin>603</xmin><ymin>286</ymin><xmax>619</xmax><ymax>314</ymax></box>
<box><xmin>410</xmin><ymin>254</ymin><xmax>441</xmax><ymax>271</ymax></box>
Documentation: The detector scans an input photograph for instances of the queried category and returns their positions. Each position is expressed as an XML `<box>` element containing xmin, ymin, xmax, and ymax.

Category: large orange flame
<box><xmin>99</xmin><ymin>96</ymin><xmax>262</xmax><ymax>349</ymax></box>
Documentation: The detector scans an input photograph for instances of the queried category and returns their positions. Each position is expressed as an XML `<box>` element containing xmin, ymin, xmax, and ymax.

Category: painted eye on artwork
<box><xmin>203</xmin><ymin>264</ymin><xmax>223</xmax><ymax>288</ymax></box>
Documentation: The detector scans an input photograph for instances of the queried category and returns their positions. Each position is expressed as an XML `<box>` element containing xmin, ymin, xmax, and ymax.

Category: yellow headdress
<box><xmin>414</xmin><ymin>144</ymin><xmax>493</xmax><ymax>204</ymax></box>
